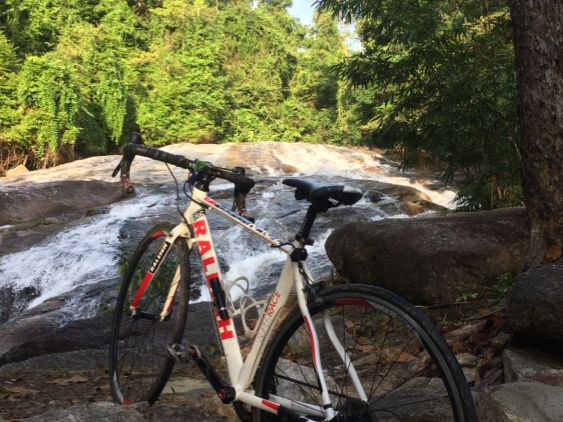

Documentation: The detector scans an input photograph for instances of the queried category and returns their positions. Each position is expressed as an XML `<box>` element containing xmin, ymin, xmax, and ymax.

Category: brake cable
<box><xmin>165</xmin><ymin>163</ymin><xmax>190</xmax><ymax>226</ymax></box>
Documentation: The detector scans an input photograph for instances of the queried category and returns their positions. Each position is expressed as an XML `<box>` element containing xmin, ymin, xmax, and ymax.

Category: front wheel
<box><xmin>254</xmin><ymin>284</ymin><xmax>476</xmax><ymax>421</ymax></box>
<box><xmin>109</xmin><ymin>223</ymin><xmax>190</xmax><ymax>405</ymax></box>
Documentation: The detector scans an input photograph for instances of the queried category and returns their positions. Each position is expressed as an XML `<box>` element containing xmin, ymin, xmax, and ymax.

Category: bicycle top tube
<box><xmin>194</xmin><ymin>192</ymin><xmax>288</xmax><ymax>251</ymax></box>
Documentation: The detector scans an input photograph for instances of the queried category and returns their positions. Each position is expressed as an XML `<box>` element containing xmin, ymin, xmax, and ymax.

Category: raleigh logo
<box><xmin>193</xmin><ymin>217</ymin><xmax>235</xmax><ymax>341</ymax></box>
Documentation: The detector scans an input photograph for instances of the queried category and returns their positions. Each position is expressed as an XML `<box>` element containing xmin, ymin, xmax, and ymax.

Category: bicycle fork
<box><xmin>295</xmin><ymin>264</ymin><xmax>369</xmax><ymax>419</ymax></box>
<box><xmin>294</xmin><ymin>264</ymin><xmax>338</xmax><ymax>421</ymax></box>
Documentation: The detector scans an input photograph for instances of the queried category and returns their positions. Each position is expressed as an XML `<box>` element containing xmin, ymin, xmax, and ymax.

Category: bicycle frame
<box><xmin>133</xmin><ymin>184</ymin><xmax>364</xmax><ymax>420</ymax></box>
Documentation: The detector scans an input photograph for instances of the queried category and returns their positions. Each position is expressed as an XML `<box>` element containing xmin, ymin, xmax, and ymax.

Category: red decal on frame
<box><xmin>193</xmin><ymin>220</ymin><xmax>207</xmax><ymax>236</ymax></box>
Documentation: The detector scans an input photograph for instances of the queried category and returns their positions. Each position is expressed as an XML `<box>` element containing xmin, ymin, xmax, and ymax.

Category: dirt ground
<box><xmin>0</xmin><ymin>348</ymin><xmax>236</xmax><ymax>421</ymax></box>
<box><xmin>0</xmin><ymin>295</ymin><xmax>508</xmax><ymax>422</ymax></box>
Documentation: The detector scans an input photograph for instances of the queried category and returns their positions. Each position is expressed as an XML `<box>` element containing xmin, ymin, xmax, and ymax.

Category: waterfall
<box><xmin>0</xmin><ymin>142</ymin><xmax>456</xmax><ymax>322</ymax></box>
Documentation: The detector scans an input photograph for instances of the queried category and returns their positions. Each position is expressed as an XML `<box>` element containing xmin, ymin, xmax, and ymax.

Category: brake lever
<box><xmin>112</xmin><ymin>160</ymin><xmax>122</xmax><ymax>178</ymax></box>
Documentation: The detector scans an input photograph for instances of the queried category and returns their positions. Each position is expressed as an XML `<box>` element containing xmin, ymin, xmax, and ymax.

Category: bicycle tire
<box><xmin>109</xmin><ymin>223</ymin><xmax>190</xmax><ymax>405</ymax></box>
<box><xmin>254</xmin><ymin>284</ymin><xmax>476</xmax><ymax>422</ymax></box>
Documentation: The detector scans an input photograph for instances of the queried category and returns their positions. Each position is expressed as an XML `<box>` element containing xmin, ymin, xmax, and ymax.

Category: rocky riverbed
<box><xmin>1</xmin><ymin>142</ymin><xmax>562</xmax><ymax>421</ymax></box>
<box><xmin>0</xmin><ymin>301</ymin><xmax>239</xmax><ymax>422</ymax></box>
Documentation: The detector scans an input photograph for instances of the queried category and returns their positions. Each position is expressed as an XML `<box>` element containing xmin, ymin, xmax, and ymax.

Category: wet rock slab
<box><xmin>0</xmin><ymin>180</ymin><xmax>125</xmax><ymax>226</ymax></box>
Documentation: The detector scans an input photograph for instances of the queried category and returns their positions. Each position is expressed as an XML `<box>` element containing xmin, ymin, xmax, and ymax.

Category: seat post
<box><xmin>296</xmin><ymin>205</ymin><xmax>318</xmax><ymax>245</ymax></box>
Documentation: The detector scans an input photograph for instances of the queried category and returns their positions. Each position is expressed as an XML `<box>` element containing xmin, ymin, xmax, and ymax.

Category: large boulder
<box><xmin>0</xmin><ymin>180</ymin><xmax>124</xmax><ymax>225</ymax></box>
<box><xmin>0</xmin><ymin>300</ymin><xmax>112</xmax><ymax>366</ymax></box>
<box><xmin>488</xmin><ymin>382</ymin><xmax>563</xmax><ymax>422</ymax></box>
<box><xmin>325</xmin><ymin>208</ymin><xmax>528</xmax><ymax>305</ymax></box>
<box><xmin>505</xmin><ymin>261</ymin><xmax>563</xmax><ymax>348</ymax></box>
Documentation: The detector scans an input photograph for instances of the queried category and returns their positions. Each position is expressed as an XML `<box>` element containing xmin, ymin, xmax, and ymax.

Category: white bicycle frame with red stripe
<box><xmin>132</xmin><ymin>183</ymin><xmax>367</xmax><ymax>420</ymax></box>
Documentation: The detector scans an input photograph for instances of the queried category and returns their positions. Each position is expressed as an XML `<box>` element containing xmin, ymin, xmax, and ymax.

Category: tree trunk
<box><xmin>511</xmin><ymin>0</ymin><xmax>563</xmax><ymax>266</ymax></box>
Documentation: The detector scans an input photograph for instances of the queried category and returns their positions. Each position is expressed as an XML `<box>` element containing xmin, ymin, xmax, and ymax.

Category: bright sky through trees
<box><xmin>288</xmin><ymin>0</ymin><xmax>361</xmax><ymax>51</ymax></box>
<box><xmin>288</xmin><ymin>0</ymin><xmax>315</xmax><ymax>26</ymax></box>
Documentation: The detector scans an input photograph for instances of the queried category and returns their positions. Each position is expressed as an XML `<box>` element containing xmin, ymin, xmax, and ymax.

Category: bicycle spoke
<box><xmin>276</xmin><ymin>338</ymin><xmax>323</xmax><ymax>410</ymax></box>
<box><xmin>273</xmin><ymin>372</ymin><xmax>361</xmax><ymax>403</ymax></box>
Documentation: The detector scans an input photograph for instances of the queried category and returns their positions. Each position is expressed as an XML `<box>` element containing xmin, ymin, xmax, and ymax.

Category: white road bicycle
<box><xmin>108</xmin><ymin>138</ymin><xmax>476</xmax><ymax>421</ymax></box>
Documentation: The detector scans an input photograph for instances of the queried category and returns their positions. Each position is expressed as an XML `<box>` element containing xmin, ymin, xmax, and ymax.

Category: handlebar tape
<box><xmin>118</xmin><ymin>143</ymin><xmax>255</xmax><ymax>194</ymax></box>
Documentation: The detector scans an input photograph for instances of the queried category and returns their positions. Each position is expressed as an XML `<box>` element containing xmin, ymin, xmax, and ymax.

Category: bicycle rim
<box><xmin>254</xmin><ymin>284</ymin><xmax>476</xmax><ymax>422</ymax></box>
<box><xmin>109</xmin><ymin>223</ymin><xmax>190</xmax><ymax>405</ymax></box>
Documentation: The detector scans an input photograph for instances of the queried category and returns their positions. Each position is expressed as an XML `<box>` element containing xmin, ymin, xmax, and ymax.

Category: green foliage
<box><xmin>493</xmin><ymin>273</ymin><xmax>514</xmax><ymax>297</ymax></box>
<box><xmin>319</xmin><ymin>0</ymin><xmax>521</xmax><ymax>209</ymax></box>
<box><xmin>12</xmin><ymin>55</ymin><xmax>81</xmax><ymax>162</ymax></box>
<box><xmin>0</xmin><ymin>0</ymin><xmax>352</xmax><ymax>168</ymax></box>
<box><xmin>0</xmin><ymin>0</ymin><xmax>528</xmax><ymax>212</ymax></box>
<box><xmin>134</xmin><ymin>2</ymin><xmax>227</xmax><ymax>144</ymax></box>
<box><xmin>0</xmin><ymin>33</ymin><xmax>19</xmax><ymax>135</ymax></box>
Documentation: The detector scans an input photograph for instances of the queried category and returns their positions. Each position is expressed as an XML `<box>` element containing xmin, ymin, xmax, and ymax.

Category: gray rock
<box><xmin>463</xmin><ymin>367</ymin><xmax>477</xmax><ymax>383</ymax></box>
<box><xmin>325</xmin><ymin>208</ymin><xmax>528</xmax><ymax>305</ymax></box>
<box><xmin>0</xmin><ymin>310</ymin><xmax>112</xmax><ymax>366</ymax></box>
<box><xmin>504</xmin><ymin>347</ymin><xmax>563</xmax><ymax>387</ymax></box>
<box><xmin>472</xmin><ymin>390</ymin><xmax>510</xmax><ymax>422</ymax></box>
<box><xmin>505</xmin><ymin>261</ymin><xmax>563</xmax><ymax>347</ymax></box>
<box><xmin>0</xmin><ymin>285</ymin><xmax>39</xmax><ymax>324</ymax></box>
<box><xmin>274</xmin><ymin>358</ymin><xmax>337</xmax><ymax>400</ymax></box>
<box><xmin>373</xmin><ymin>377</ymin><xmax>462</xmax><ymax>421</ymax></box>
<box><xmin>0</xmin><ymin>281</ymin><xmax>117</xmax><ymax>366</ymax></box>
<box><xmin>0</xmin><ymin>180</ymin><xmax>124</xmax><ymax>225</ymax></box>
<box><xmin>24</xmin><ymin>402</ymin><xmax>145</xmax><ymax>422</ymax></box>
<box><xmin>489</xmin><ymin>381</ymin><xmax>563</xmax><ymax>422</ymax></box>
<box><xmin>456</xmin><ymin>353</ymin><xmax>478</xmax><ymax>367</ymax></box>
<box><xmin>143</xmin><ymin>402</ymin><xmax>234</xmax><ymax>421</ymax></box>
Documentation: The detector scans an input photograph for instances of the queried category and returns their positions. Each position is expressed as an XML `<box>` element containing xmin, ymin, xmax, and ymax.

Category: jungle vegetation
<box><xmin>0</xmin><ymin>0</ymin><xmax>522</xmax><ymax>210</ymax></box>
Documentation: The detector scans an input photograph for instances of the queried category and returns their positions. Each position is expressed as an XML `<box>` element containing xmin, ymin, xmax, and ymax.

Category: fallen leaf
<box><xmin>444</xmin><ymin>320</ymin><xmax>487</xmax><ymax>344</ymax></box>
<box><xmin>3</xmin><ymin>386</ymin><xmax>40</xmax><ymax>395</ymax></box>
<box><xmin>450</xmin><ymin>341</ymin><xmax>464</xmax><ymax>353</ymax></box>
<box><xmin>381</xmin><ymin>349</ymin><xmax>416</xmax><ymax>363</ymax></box>
<box><xmin>544</xmin><ymin>243</ymin><xmax>561</xmax><ymax>262</ymax></box>
<box><xmin>357</xmin><ymin>344</ymin><xmax>377</xmax><ymax>353</ymax></box>
<box><xmin>47</xmin><ymin>375</ymin><xmax>89</xmax><ymax>385</ymax></box>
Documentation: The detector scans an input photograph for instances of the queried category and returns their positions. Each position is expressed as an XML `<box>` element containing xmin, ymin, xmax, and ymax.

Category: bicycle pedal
<box><xmin>167</xmin><ymin>342</ymin><xmax>195</xmax><ymax>363</ymax></box>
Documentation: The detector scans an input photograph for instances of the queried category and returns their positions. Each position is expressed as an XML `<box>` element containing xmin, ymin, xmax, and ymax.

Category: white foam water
<box><xmin>0</xmin><ymin>194</ymin><xmax>166</xmax><ymax>308</ymax></box>
<box><xmin>262</xmin><ymin>143</ymin><xmax>457</xmax><ymax>209</ymax></box>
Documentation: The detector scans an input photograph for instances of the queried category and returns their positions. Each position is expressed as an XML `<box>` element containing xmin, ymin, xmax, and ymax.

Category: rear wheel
<box><xmin>109</xmin><ymin>223</ymin><xmax>190</xmax><ymax>405</ymax></box>
<box><xmin>254</xmin><ymin>284</ymin><xmax>476</xmax><ymax>421</ymax></box>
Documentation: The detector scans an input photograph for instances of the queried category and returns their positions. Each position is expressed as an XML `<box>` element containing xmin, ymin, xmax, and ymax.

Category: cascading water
<box><xmin>0</xmin><ymin>194</ymin><xmax>170</xmax><ymax>311</ymax></box>
<box><xmin>0</xmin><ymin>142</ymin><xmax>456</xmax><ymax>324</ymax></box>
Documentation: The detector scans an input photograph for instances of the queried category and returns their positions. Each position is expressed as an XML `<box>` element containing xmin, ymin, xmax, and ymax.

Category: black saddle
<box><xmin>283</xmin><ymin>178</ymin><xmax>363</xmax><ymax>210</ymax></box>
